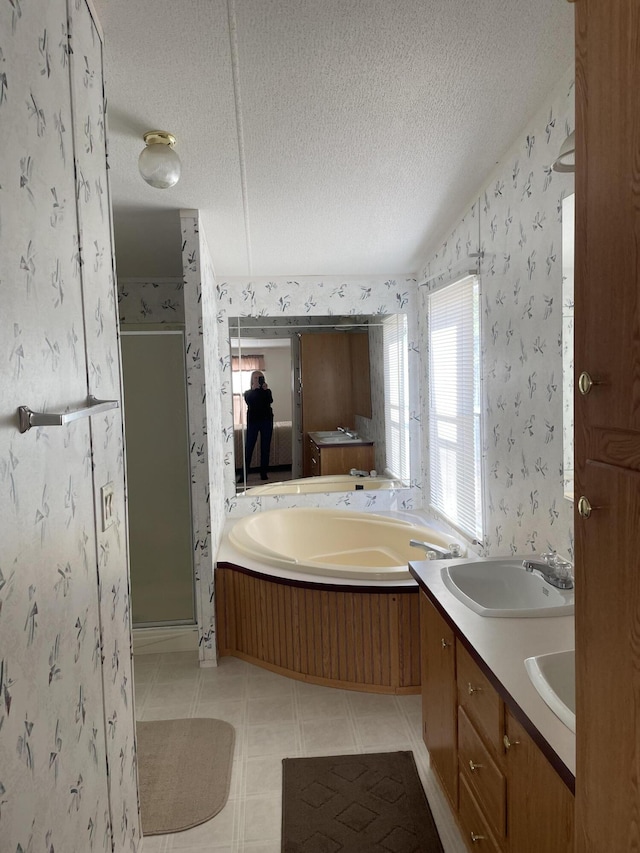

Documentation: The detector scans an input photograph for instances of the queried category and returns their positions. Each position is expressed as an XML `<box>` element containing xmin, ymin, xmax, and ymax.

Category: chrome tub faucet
<box><xmin>410</xmin><ymin>540</ymin><xmax>462</xmax><ymax>560</ymax></box>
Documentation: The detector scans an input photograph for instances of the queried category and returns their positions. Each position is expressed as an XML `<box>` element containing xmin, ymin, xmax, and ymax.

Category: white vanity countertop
<box><xmin>409</xmin><ymin>558</ymin><xmax>576</xmax><ymax>781</ymax></box>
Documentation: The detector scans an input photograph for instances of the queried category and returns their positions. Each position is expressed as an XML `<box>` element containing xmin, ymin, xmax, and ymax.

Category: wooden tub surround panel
<box><xmin>215</xmin><ymin>564</ymin><xmax>421</xmax><ymax>693</ymax></box>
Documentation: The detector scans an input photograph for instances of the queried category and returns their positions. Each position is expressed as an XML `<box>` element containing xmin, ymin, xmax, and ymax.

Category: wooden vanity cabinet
<box><xmin>456</xmin><ymin>643</ymin><xmax>507</xmax><ymax>847</ymax></box>
<box><xmin>420</xmin><ymin>591</ymin><xmax>458</xmax><ymax>807</ymax></box>
<box><xmin>307</xmin><ymin>435</ymin><xmax>375</xmax><ymax>476</ymax></box>
<box><xmin>503</xmin><ymin>709</ymin><xmax>574</xmax><ymax>853</ymax></box>
<box><xmin>419</xmin><ymin>593</ymin><xmax>574</xmax><ymax>853</ymax></box>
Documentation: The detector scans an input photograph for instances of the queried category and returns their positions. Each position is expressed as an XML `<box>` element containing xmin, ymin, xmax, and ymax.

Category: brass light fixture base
<box><xmin>143</xmin><ymin>130</ymin><xmax>176</xmax><ymax>148</ymax></box>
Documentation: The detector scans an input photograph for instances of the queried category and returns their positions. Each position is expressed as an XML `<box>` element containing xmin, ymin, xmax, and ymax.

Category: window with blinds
<box><xmin>427</xmin><ymin>275</ymin><xmax>483</xmax><ymax>541</ymax></box>
<box><xmin>383</xmin><ymin>316</ymin><xmax>410</xmax><ymax>482</ymax></box>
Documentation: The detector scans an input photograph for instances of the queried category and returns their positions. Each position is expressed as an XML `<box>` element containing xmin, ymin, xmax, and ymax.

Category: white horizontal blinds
<box><xmin>428</xmin><ymin>276</ymin><xmax>483</xmax><ymax>540</ymax></box>
<box><xmin>383</xmin><ymin>316</ymin><xmax>410</xmax><ymax>481</ymax></box>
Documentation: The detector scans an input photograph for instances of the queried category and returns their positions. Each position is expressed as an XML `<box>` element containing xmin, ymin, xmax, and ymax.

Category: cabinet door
<box><xmin>318</xmin><ymin>444</ymin><xmax>375</xmax><ymax>476</ymax></box>
<box><xmin>574</xmin><ymin>1</ymin><xmax>640</xmax><ymax>847</ymax></box>
<box><xmin>574</xmin><ymin>462</ymin><xmax>640</xmax><ymax>850</ymax></box>
<box><xmin>420</xmin><ymin>591</ymin><xmax>458</xmax><ymax>806</ymax></box>
<box><xmin>504</xmin><ymin>710</ymin><xmax>574</xmax><ymax>853</ymax></box>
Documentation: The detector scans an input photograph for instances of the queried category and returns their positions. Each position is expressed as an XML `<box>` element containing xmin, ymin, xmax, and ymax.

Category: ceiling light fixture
<box><xmin>138</xmin><ymin>130</ymin><xmax>181</xmax><ymax>189</ymax></box>
<box><xmin>552</xmin><ymin>130</ymin><xmax>575</xmax><ymax>173</ymax></box>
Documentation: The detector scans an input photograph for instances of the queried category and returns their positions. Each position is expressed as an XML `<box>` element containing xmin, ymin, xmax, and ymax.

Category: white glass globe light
<box><xmin>138</xmin><ymin>131</ymin><xmax>181</xmax><ymax>189</ymax></box>
<box><xmin>552</xmin><ymin>130</ymin><xmax>575</xmax><ymax>173</ymax></box>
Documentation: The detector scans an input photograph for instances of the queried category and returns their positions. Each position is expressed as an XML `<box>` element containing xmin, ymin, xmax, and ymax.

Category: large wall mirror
<box><xmin>228</xmin><ymin>314</ymin><xmax>410</xmax><ymax>496</ymax></box>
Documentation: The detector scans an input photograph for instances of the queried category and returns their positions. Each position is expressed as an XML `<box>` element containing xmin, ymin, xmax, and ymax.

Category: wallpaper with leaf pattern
<box><xmin>181</xmin><ymin>212</ymin><xmax>226</xmax><ymax>663</ymax></box>
<box><xmin>418</xmin><ymin>67</ymin><xmax>575</xmax><ymax>560</ymax></box>
<box><xmin>117</xmin><ymin>278</ymin><xmax>185</xmax><ymax>325</ymax></box>
<box><xmin>0</xmin><ymin>1</ymin><xmax>140</xmax><ymax>851</ymax></box>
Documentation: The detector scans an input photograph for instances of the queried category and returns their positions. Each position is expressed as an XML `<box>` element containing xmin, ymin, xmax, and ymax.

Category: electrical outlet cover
<box><xmin>101</xmin><ymin>482</ymin><xmax>115</xmax><ymax>531</ymax></box>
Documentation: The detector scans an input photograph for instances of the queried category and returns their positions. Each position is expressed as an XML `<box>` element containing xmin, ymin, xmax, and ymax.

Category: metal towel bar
<box><xmin>18</xmin><ymin>395</ymin><xmax>119</xmax><ymax>433</ymax></box>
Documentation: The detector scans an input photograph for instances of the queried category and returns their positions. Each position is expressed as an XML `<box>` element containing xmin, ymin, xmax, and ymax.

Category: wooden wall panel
<box><xmin>215</xmin><ymin>566</ymin><xmax>421</xmax><ymax>693</ymax></box>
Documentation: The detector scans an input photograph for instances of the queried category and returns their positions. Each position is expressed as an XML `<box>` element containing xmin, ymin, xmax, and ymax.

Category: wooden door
<box><xmin>504</xmin><ymin>710</ymin><xmax>574</xmax><ymax>853</ymax></box>
<box><xmin>420</xmin><ymin>591</ymin><xmax>458</xmax><ymax>807</ymax></box>
<box><xmin>574</xmin><ymin>1</ymin><xmax>640</xmax><ymax>848</ymax></box>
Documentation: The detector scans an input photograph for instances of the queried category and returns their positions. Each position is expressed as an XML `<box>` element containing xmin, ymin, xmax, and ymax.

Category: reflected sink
<box><xmin>525</xmin><ymin>650</ymin><xmax>576</xmax><ymax>732</ymax></box>
<box><xmin>441</xmin><ymin>559</ymin><xmax>575</xmax><ymax>617</ymax></box>
<box><xmin>309</xmin><ymin>431</ymin><xmax>362</xmax><ymax>444</ymax></box>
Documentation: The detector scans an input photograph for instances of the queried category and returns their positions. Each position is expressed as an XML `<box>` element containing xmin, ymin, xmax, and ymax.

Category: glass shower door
<box><xmin>121</xmin><ymin>330</ymin><xmax>195</xmax><ymax>626</ymax></box>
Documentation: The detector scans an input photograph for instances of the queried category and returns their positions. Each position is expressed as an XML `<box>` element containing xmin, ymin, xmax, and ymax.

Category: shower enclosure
<box><xmin>120</xmin><ymin>329</ymin><xmax>195</xmax><ymax>627</ymax></box>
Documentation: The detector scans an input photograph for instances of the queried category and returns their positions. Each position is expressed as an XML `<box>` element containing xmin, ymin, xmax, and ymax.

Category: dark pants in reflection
<box><xmin>244</xmin><ymin>418</ymin><xmax>273</xmax><ymax>476</ymax></box>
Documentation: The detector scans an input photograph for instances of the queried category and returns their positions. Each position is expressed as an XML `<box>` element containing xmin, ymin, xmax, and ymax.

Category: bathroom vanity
<box><xmin>307</xmin><ymin>431</ymin><xmax>375</xmax><ymax>477</ymax></box>
<box><xmin>410</xmin><ymin>560</ymin><xmax>575</xmax><ymax>853</ymax></box>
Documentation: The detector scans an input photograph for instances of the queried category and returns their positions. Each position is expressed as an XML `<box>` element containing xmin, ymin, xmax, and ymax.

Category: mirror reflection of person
<box><xmin>243</xmin><ymin>370</ymin><xmax>273</xmax><ymax>481</ymax></box>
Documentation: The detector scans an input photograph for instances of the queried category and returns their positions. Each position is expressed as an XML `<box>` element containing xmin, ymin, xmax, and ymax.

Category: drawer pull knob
<box><xmin>470</xmin><ymin>832</ymin><xmax>486</xmax><ymax>843</ymax></box>
<box><xmin>469</xmin><ymin>759</ymin><xmax>483</xmax><ymax>772</ymax></box>
<box><xmin>467</xmin><ymin>683</ymin><xmax>482</xmax><ymax>695</ymax></box>
<box><xmin>441</xmin><ymin>638</ymin><xmax>450</xmax><ymax>649</ymax></box>
<box><xmin>503</xmin><ymin>734</ymin><xmax>520</xmax><ymax>751</ymax></box>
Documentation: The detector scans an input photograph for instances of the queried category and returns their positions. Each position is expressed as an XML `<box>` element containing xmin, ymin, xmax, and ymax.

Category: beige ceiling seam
<box><xmin>227</xmin><ymin>0</ymin><xmax>253</xmax><ymax>276</ymax></box>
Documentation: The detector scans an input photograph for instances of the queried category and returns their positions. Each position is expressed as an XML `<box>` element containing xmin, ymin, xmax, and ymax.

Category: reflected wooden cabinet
<box><xmin>307</xmin><ymin>435</ymin><xmax>375</xmax><ymax>477</ymax></box>
<box><xmin>300</xmin><ymin>332</ymin><xmax>372</xmax><ymax>475</ymax></box>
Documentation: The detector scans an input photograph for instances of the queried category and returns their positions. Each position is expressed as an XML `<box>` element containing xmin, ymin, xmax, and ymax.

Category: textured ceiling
<box><xmin>95</xmin><ymin>0</ymin><xmax>574</xmax><ymax>278</ymax></box>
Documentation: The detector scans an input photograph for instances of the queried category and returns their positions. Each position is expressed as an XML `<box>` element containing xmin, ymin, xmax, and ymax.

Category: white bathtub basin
<box><xmin>244</xmin><ymin>474</ymin><xmax>403</xmax><ymax>495</ymax></box>
<box><xmin>227</xmin><ymin>508</ymin><xmax>463</xmax><ymax>580</ymax></box>
<box><xmin>441</xmin><ymin>559</ymin><xmax>575</xmax><ymax>617</ymax></box>
<box><xmin>525</xmin><ymin>650</ymin><xmax>576</xmax><ymax>732</ymax></box>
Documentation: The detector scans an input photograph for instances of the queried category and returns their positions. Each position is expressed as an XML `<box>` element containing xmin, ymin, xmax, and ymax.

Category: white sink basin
<box><xmin>441</xmin><ymin>559</ymin><xmax>575</xmax><ymax>617</ymax></box>
<box><xmin>315</xmin><ymin>435</ymin><xmax>361</xmax><ymax>444</ymax></box>
<box><xmin>525</xmin><ymin>650</ymin><xmax>576</xmax><ymax>732</ymax></box>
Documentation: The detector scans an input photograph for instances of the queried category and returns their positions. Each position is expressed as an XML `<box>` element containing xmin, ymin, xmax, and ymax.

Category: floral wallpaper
<box><xmin>117</xmin><ymin>278</ymin><xmax>185</xmax><ymax>325</ymax></box>
<box><xmin>181</xmin><ymin>212</ymin><xmax>226</xmax><ymax>664</ymax></box>
<box><xmin>418</xmin><ymin>67</ymin><xmax>575</xmax><ymax>560</ymax></box>
<box><xmin>214</xmin><ymin>277</ymin><xmax>421</xmax><ymax>518</ymax></box>
<box><xmin>0</xmin><ymin>1</ymin><xmax>139</xmax><ymax>851</ymax></box>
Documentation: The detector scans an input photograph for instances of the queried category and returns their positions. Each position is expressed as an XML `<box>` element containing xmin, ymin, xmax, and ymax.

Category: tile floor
<box><xmin>134</xmin><ymin>651</ymin><xmax>466</xmax><ymax>852</ymax></box>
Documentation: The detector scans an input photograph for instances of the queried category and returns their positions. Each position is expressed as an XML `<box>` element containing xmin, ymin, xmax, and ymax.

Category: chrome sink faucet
<box><xmin>410</xmin><ymin>540</ymin><xmax>462</xmax><ymax>560</ymax></box>
<box><xmin>522</xmin><ymin>553</ymin><xmax>574</xmax><ymax>590</ymax></box>
<box><xmin>337</xmin><ymin>425</ymin><xmax>358</xmax><ymax>439</ymax></box>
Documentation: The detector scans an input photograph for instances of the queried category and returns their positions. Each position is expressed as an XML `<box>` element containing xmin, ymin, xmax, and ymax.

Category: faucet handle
<box><xmin>540</xmin><ymin>552</ymin><xmax>556</xmax><ymax>565</ymax></box>
<box><xmin>553</xmin><ymin>557</ymin><xmax>573</xmax><ymax>579</ymax></box>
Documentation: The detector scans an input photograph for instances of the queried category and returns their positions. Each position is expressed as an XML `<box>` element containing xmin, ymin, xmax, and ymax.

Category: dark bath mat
<box><xmin>282</xmin><ymin>750</ymin><xmax>444</xmax><ymax>852</ymax></box>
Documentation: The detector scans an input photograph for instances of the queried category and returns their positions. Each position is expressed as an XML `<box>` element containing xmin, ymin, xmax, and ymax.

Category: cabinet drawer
<box><xmin>457</xmin><ymin>641</ymin><xmax>503</xmax><ymax>757</ymax></box>
<box><xmin>458</xmin><ymin>707</ymin><xmax>506</xmax><ymax>839</ymax></box>
<box><xmin>458</xmin><ymin>773</ymin><xmax>503</xmax><ymax>853</ymax></box>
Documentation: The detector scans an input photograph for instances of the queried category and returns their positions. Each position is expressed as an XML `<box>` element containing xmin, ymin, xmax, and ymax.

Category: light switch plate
<box><xmin>101</xmin><ymin>482</ymin><xmax>115</xmax><ymax>531</ymax></box>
